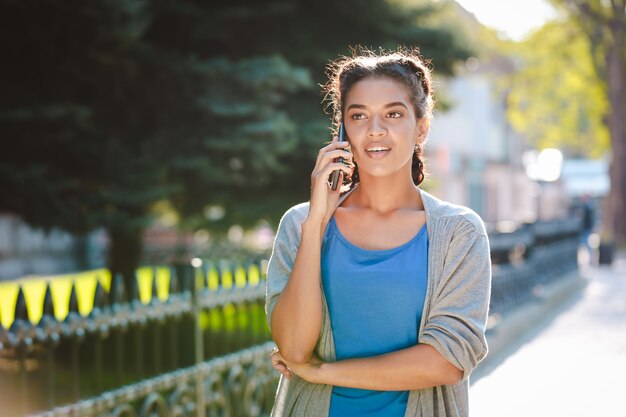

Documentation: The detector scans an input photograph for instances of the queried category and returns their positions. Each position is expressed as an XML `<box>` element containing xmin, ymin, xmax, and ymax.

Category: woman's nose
<box><xmin>367</xmin><ymin>116</ymin><xmax>386</xmax><ymax>138</ymax></box>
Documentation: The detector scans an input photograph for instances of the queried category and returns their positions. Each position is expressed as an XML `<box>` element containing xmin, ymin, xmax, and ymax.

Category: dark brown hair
<box><xmin>322</xmin><ymin>46</ymin><xmax>434</xmax><ymax>190</ymax></box>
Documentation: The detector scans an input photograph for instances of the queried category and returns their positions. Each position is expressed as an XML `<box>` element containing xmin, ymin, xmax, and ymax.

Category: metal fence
<box><xmin>0</xmin><ymin>261</ymin><xmax>272</xmax><ymax>416</ymax></box>
<box><xmin>32</xmin><ymin>342</ymin><xmax>277</xmax><ymax>417</ymax></box>
<box><xmin>489</xmin><ymin>218</ymin><xmax>581</xmax><ymax>315</ymax></box>
<box><xmin>0</xmin><ymin>217</ymin><xmax>582</xmax><ymax>417</ymax></box>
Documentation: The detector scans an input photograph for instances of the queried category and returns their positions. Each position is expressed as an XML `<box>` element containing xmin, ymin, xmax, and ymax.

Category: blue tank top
<box><xmin>321</xmin><ymin>214</ymin><xmax>429</xmax><ymax>417</ymax></box>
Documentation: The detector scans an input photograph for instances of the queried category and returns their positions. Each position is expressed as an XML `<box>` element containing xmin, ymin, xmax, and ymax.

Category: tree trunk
<box><xmin>107</xmin><ymin>227</ymin><xmax>143</xmax><ymax>300</ymax></box>
<box><xmin>604</xmin><ymin>15</ymin><xmax>626</xmax><ymax>246</ymax></box>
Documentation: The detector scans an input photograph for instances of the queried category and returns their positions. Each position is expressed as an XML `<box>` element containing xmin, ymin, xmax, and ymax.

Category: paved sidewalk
<box><xmin>470</xmin><ymin>253</ymin><xmax>626</xmax><ymax>416</ymax></box>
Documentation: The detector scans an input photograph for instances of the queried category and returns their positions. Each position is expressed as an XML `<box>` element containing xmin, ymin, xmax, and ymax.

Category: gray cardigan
<box><xmin>265</xmin><ymin>185</ymin><xmax>492</xmax><ymax>417</ymax></box>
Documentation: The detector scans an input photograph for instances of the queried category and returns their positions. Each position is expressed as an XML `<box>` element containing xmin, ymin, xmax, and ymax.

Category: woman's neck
<box><xmin>345</xmin><ymin>178</ymin><xmax>423</xmax><ymax>215</ymax></box>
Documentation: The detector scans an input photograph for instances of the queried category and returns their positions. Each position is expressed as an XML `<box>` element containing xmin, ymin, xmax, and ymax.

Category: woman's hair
<box><xmin>322</xmin><ymin>46</ymin><xmax>434</xmax><ymax>189</ymax></box>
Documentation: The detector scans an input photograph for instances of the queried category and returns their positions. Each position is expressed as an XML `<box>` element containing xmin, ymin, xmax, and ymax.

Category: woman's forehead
<box><xmin>345</xmin><ymin>76</ymin><xmax>412</xmax><ymax>107</ymax></box>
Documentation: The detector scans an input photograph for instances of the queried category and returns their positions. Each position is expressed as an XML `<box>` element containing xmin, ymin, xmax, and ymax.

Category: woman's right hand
<box><xmin>307</xmin><ymin>135</ymin><xmax>354</xmax><ymax>227</ymax></box>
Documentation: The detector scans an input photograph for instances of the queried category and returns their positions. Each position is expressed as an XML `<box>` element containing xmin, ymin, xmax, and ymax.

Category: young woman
<box><xmin>265</xmin><ymin>47</ymin><xmax>492</xmax><ymax>417</ymax></box>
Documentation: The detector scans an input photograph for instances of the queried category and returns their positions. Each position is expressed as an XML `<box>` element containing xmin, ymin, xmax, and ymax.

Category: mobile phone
<box><xmin>330</xmin><ymin>123</ymin><xmax>346</xmax><ymax>191</ymax></box>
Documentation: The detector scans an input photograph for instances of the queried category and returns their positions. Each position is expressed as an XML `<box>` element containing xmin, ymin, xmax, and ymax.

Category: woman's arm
<box><xmin>267</xmin><ymin>138</ymin><xmax>353</xmax><ymax>365</ymax></box>
<box><xmin>419</xmin><ymin>229</ymin><xmax>492</xmax><ymax>380</ymax></box>
<box><xmin>269</xmin><ymin>216</ymin><xmax>327</xmax><ymax>364</ymax></box>
<box><xmin>280</xmin><ymin>343</ymin><xmax>461</xmax><ymax>390</ymax></box>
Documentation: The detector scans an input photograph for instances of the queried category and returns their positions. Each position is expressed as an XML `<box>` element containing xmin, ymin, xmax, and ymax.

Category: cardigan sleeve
<box><xmin>265</xmin><ymin>207</ymin><xmax>302</xmax><ymax>332</ymax></box>
<box><xmin>419</xmin><ymin>217</ymin><xmax>492</xmax><ymax>381</ymax></box>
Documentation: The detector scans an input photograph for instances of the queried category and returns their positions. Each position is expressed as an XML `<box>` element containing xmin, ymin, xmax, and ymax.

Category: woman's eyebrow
<box><xmin>346</xmin><ymin>102</ymin><xmax>409</xmax><ymax>111</ymax></box>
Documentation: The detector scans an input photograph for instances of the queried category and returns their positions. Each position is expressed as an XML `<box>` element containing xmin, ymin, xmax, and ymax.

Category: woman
<box><xmin>265</xmin><ymin>47</ymin><xmax>491</xmax><ymax>417</ymax></box>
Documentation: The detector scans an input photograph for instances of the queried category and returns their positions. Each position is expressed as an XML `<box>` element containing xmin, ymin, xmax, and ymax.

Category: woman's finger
<box><xmin>274</xmin><ymin>364</ymin><xmax>292</xmax><ymax>378</ymax></box>
<box><xmin>313</xmin><ymin>137</ymin><xmax>351</xmax><ymax>171</ymax></box>
<box><xmin>271</xmin><ymin>351</ymin><xmax>288</xmax><ymax>368</ymax></box>
<box><xmin>270</xmin><ymin>351</ymin><xmax>292</xmax><ymax>379</ymax></box>
<box><xmin>317</xmin><ymin>162</ymin><xmax>353</xmax><ymax>183</ymax></box>
<box><xmin>320</xmin><ymin>149</ymin><xmax>353</xmax><ymax>164</ymax></box>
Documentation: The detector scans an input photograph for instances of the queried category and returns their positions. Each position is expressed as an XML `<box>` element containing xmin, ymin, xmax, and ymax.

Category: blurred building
<box><xmin>425</xmin><ymin>2</ymin><xmax>571</xmax><ymax>229</ymax></box>
<box><xmin>560</xmin><ymin>159</ymin><xmax>610</xmax><ymax>198</ymax></box>
<box><xmin>426</xmin><ymin>58</ymin><xmax>538</xmax><ymax>229</ymax></box>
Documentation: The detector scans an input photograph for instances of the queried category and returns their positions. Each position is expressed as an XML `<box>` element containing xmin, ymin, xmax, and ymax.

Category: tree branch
<box><xmin>609</xmin><ymin>0</ymin><xmax>626</xmax><ymax>30</ymax></box>
<box><xmin>565</xmin><ymin>0</ymin><xmax>609</xmax><ymax>24</ymax></box>
<box><xmin>609</xmin><ymin>0</ymin><xmax>626</xmax><ymax>16</ymax></box>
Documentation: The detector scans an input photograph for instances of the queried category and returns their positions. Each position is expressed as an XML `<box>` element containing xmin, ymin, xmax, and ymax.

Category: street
<box><xmin>471</xmin><ymin>254</ymin><xmax>626</xmax><ymax>416</ymax></box>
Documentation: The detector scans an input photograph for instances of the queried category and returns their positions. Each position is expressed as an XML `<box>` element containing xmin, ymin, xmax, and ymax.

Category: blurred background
<box><xmin>0</xmin><ymin>0</ymin><xmax>624</xmax><ymax>416</ymax></box>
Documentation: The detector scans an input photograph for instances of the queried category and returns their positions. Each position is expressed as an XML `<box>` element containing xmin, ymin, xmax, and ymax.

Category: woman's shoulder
<box><xmin>440</xmin><ymin>202</ymin><xmax>487</xmax><ymax>236</ymax></box>
<box><xmin>275</xmin><ymin>201</ymin><xmax>311</xmax><ymax>239</ymax></box>
<box><xmin>420</xmin><ymin>189</ymin><xmax>487</xmax><ymax>237</ymax></box>
<box><xmin>281</xmin><ymin>201</ymin><xmax>310</xmax><ymax>223</ymax></box>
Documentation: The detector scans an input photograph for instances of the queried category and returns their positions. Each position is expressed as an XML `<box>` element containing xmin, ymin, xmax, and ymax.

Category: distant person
<box><xmin>579</xmin><ymin>194</ymin><xmax>595</xmax><ymax>252</ymax></box>
<box><xmin>265</xmin><ymin>47</ymin><xmax>492</xmax><ymax>417</ymax></box>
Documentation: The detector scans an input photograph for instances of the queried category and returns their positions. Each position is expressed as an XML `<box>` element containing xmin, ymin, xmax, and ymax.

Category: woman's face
<box><xmin>343</xmin><ymin>76</ymin><xmax>427</xmax><ymax>180</ymax></box>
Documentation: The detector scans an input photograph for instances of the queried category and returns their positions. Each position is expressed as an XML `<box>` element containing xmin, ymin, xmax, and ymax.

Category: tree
<box><xmin>0</xmin><ymin>0</ymin><xmax>310</xmax><ymax>290</ymax></box>
<box><xmin>0</xmin><ymin>0</ymin><xmax>474</xmax><ymax>287</ymax></box>
<box><xmin>549</xmin><ymin>0</ymin><xmax>626</xmax><ymax>245</ymax></box>
<box><xmin>506</xmin><ymin>20</ymin><xmax>609</xmax><ymax>158</ymax></box>
<box><xmin>160</xmin><ymin>0</ymin><xmax>474</xmax><ymax>232</ymax></box>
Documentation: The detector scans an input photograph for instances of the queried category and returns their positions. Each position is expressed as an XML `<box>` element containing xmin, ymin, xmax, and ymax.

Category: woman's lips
<box><xmin>366</xmin><ymin>149</ymin><xmax>390</xmax><ymax>159</ymax></box>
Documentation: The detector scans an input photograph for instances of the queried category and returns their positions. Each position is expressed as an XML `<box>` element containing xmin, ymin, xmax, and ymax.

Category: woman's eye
<box><xmin>351</xmin><ymin>113</ymin><xmax>366</xmax><ymax>120</ymax></box>
<box><xmin>387</xmin><ymin>111</ymin><xmax>403</xmax><ymax>118</ymax></box>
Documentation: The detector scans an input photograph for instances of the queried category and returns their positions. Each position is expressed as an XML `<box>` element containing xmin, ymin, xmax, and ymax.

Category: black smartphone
<box><xmin>330</xmin><ymin>123</ymin><xmax>346</xmax><ymax>191</ymax></box>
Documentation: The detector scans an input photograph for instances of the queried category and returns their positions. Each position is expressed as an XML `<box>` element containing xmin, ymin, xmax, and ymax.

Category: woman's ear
<box><xmin>416</xmin><ymin>117</ymin><xmax>430</xmax><ymax>144</ymax></box>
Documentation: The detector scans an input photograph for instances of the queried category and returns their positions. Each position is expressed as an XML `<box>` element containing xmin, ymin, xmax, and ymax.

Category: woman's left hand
<box><xmin>270</xmin><ymin>348</ymin><xmax>325</xmax><ymax>384</ymax></box>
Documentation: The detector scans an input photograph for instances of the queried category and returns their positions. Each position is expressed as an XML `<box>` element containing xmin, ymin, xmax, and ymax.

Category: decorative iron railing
<box><xmin>0</xmin><ymin>217</ymin><xmax>582</xmax><ymax>416</ymax></box>
<box><xmin>489</xmin><ymin>218</ymin><xmax>581</xmax><ymax>315</ymax></box>
<box><xmin>30</xmin><ymin>342</ymin><xmax>278</xmax><ymax>417</ymax></box>
<box><xmin>0</xmin><ymin>261</ymin><xmax>271</xmax><ymax>416</ymax></box>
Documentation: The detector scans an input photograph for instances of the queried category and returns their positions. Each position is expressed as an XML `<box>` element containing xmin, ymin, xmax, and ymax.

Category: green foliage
<box><xmin>180</xmin><ymin>0</ymin><xmax>474</xmax><ymax>231</ymax></box>
<box><xmin>548</xmin><ymin>0</ymin><xmax>619</xmax><ymax>80</ymax></box>
<box><xmin>505</xmin><ymin>19</ymin><xmax>609</xmax><ymax>157</ymax></box>
<box><xmin>546</xmin><ymin>0</ymin><xmax>626</xmax><ymax>243</ymax></box>
<box><xmin>0</xmin><ymin>0</ymin><xmax>473</xmax><ymax>276</ymax></box>
<box><xmin>0</xmin><ymin>0</ymin><xmax>310</xmax><ymax>232</ymax></box>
